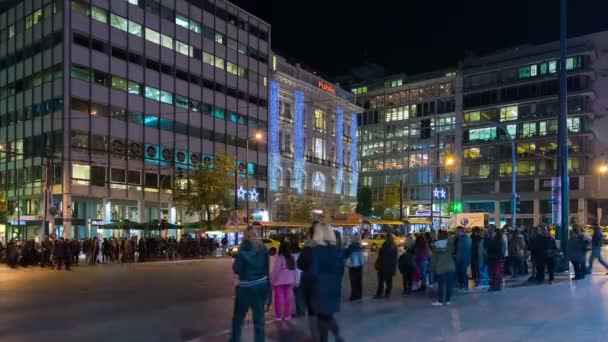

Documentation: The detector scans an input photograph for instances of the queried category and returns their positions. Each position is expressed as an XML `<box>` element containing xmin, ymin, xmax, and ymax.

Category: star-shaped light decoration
<box><xmin>439</xmin><ymin>188</ymin><xmax>447</xmax><ymax>199</ymax></box>
<box><xmin>237</xmin><ymin>186</ymin><xmax>247</xmax><ymax>200</ymax></box>
<box><xmin>433</xmin><ymin>188</ymin><xmax>440</xmax><ymax>198</ymax></box>
<box><xmin>248</xmin><ymin>188</ymin><xmax>259</xmax><ymax>202</ymax></box>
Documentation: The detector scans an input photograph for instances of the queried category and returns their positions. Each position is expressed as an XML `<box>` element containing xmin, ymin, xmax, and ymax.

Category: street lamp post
<box><xmin>241</xmin><ymin>132</ymin><xmax>263</xmax><ymax>228</ymax></box>
<box><xmin>597</xmin><ymin>164</ymin><xmax>607</xmax><ymax>225</ymax></box>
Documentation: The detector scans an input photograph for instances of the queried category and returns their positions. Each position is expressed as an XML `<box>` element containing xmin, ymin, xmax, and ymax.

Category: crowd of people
<box><xmin>230</xmin><ymin>222</ymin><xmax>608</xmax><ymax>342</ymax></box>
<box><xmin>0</xmin><ymin>234</ymin><xmax>222</xmax><ymax>269</ymax></box>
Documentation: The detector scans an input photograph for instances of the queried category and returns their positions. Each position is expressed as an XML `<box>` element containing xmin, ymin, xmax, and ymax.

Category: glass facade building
<box><xmin>0</xmin><ymin>0</ymin><xmax>270</xmax><ymax>240</ymax></box>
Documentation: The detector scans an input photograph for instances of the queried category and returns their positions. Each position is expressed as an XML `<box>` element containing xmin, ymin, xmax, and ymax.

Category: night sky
<box><xmin>231</xmin><ymin>0</ymin><xmax>608</xmax><ymax>80</ymax></box>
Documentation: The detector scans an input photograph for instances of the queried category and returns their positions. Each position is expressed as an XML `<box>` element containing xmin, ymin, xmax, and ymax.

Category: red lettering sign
<box><xmin>317</xmin><ymin>81</ymin><xmax>336</xmax><ymax>94</ymax></box>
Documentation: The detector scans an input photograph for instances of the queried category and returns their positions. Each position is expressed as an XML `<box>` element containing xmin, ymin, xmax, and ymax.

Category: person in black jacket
<box><xmin>297</xmin><ymin>221</ymin><xmax>320</xmax><ymax>341</ymax></box>
<box><xmin>486</xmin><ymin>227</ymin><xmax>505</xmax><ymax>291</ymax></box>
<box><xmin>54</xmin><ymin>237</ymin><xmax>70</xmax><ymax>271</ymax></box>
<box><xmin>568</xmin><ymin>226</ymin><xmax>588</xmax><ymax>280</ymax></box>
<box><xmin>398</xmin><ymin>248</ymin><xmax>416</xmax><ymax>295</ymax></box>
<box><xmin>374</xmin><ymin>233</ymin><xmax>398</xmax><ymax>298</ymax></box>
<box><xmin>532</xmin><ymin>226</ymin><xmax>558</xmax><ymax>283</ymax></box>
<box><xmin>587</xmin><ymin>225</ymin><xmax>608</xmax><ymax>275</ymax></box>
<box><xmin>230</xmin><ymin>227</ymin><xmax>269</xmax><ymax>342</ymax></box>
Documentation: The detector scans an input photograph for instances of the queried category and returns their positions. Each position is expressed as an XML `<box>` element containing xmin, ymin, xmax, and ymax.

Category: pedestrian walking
<box><xmin>486</xmin><ymin>226</ymin><xmax>505</xmax><ymax>291</ymax></box>
<box><xmin>309</xmin><ymin>223</ymin><xmax>345</xmax><ymax>342</ymax></box>
<box><xmin>454</xmin><ymin>226</ymin><xmax>471</xmax><ymax>290</ymax></box>
<box><xmin>230</xmin><ymin>227</ymin><xmax>269</xmax><ymax>342</ymax></box>
<box><xmin>398</xmin><ymin>247</ymin><xmax>416</xmax><ymax>295</ymax></box>
<box><xmin>54</xmin><ymin>237</ymin><xmax>71</xmax><ymax>271</ymax></box>
<box><xmin>569</xmin><ymin>226</ymin><xmax>588</xmax><ymax>280</ymax></box>
<box><xmin>271</xmin><ymin>243</ymin><xmax>298</xmax><ymax>321</ymax></box>
<box><xmin>374</xmin><ymin>232</ymin><xmax>398</xmax><ymax>298</ymax></box>
<box><xmin>6</xmin><ymin>239</ymin><xmax>19</xmax><ymax>268</ymax></box>
<box><xmin>344</xmin><ymin>233</ymin><xmax>364</xmax><ymax>301</ymax></box>
<box><xmin>587</xmin><ymin>225</ymin><xmax>608</xmax><ymax>275</ymax></box>
<box><xmin>431</xmin><ymin>230</ymin><xmax>455</xmax><ymax>306</ymax></box>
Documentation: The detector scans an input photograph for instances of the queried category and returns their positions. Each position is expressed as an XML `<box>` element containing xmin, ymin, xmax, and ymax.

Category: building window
<box><xmin>160</xmin><ymin>90</ymin><xmax>173</xmax><ymax>104</ymax></box>
<box><xmin>110</xmin><ymin>13</ymin><xmax>128</xmax><ymax>30</ymax></box>
<box><xmin>72</xmin><ymin>164</ymin><xmax>91</xmax><ymax>185</ymax></box>
<box><xmin>202</xmin><ymin>52</ymin><xmax>214</xmax><ymax>65</ymax></box>
<box><xmin>549</xmin><ymin>61</ymin><xmax>557</xmax><ymax>74</ymax></box>
<box><xmin>214</xmin><ymin>56</ymin><xmax>225</xmax><ymax>69</ymax></box>
<box><xmin>127</xmin><ymin>81</ymin><xmax>141</xmax><ymax>95</ymax></box>
<box><xmin>91</xmin><ymin>6</ymin><xmax>108</xmax><ymax>23</ymax></box>
<box><xmin>111</xmin><ymin>76</ymin><xmax>128</xmax><ymax>92</ymax></box>
<box><xmin>463</xmin><ymin>147</ymin><xmax>480</xmax><ymax>160</ymax></box>
<box><xmin>464</xmin><ymin>111</ymin><xmax>480</xmax><ymax>122</ymax></box>
<box><xmin>314</xmin><ymin>109</ymin><xmax>326</xmax><ymax>132</ymax></box>
<box><xmin>144</xmin><ymin>86</ymin><xmax>161</xmax><ymax>101</ymax></box>
<box><xmin>175</xmin><ymin>15</ymin><xmax>189</xmax><ymax>29</ymax></box>
<box><xmin>176</xmin><ymin>41</ymin><xmax>192</xmax><ymax>56</ymax></box>
<box><xmin>521</xmin><ymin>122</ymin><xmax>537</xmax><ymax>138</ymax></box>
<box><xmin>468</xmin><ymin>128</ymin><xmax>496</xmax><ymax>142</ymax></box>
<box><xmin>314</xmin><ymin>138</ymin><xmax>324</xmax><ymax>160</ymax></box>
<box><xmin>507</xmin><ymin>124</ymin><xmax>517</xmax><ymax>137</ymax></box>
<box><xmin>161</xmin><ymin>34</ymin><xmax>173</xmax><ymax>49</ymax></box>
<box><xmin>567</xmin><ymin>117</ymin><xmax>580</xmax><ymax>132</ymax></box>
<box><xmin>128</xmin><ymin>20</ymin><xmax>142</xmax><ymax>36</ymax></box>
<box><xmin>145</xmin><ymin>28</ymin><xmax>160</xmax><ymax>44</ymax></box>
<box><xmin>499</xmin><ymin>106</ymin><xmax>517</xmax><ymax>121</ymax></box>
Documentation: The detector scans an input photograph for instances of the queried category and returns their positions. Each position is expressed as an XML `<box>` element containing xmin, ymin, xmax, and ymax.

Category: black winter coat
<box><xmin>375</xmin><ymin>241</ymin><xmax>398</xmax><ymax>276</ymax></box>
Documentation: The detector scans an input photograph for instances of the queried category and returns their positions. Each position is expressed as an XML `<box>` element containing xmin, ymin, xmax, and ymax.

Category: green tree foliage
<box><xmin>175</xmin><ymin>154</ymin><xmax>235</xmax><ymax>227</ymax></box>
<box><xmin>290</xmin><ymin>196</ymin><xmax>315</xmax><ymax>222</ymax></box>
<box><xmin>356</xmin><ymin>186</ymin><xmax>373</xmax><ymax>217</ymax></box>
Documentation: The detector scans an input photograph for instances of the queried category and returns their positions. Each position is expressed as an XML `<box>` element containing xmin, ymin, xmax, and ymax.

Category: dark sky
<box><xmin>231</xmin><ymin>0</ymin><xmax>608</xmax><ymax>79</ymax></box>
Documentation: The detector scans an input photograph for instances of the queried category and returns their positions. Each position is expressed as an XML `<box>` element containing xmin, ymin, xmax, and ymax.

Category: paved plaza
<box><xmin>1</xmin><ymin>252</ymin><xmax>608</xmax><ymax>342</ymax></box>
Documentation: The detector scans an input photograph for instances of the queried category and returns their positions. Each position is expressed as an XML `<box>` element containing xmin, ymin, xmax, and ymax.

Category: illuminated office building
<box><xmin>0</xmin><ymin>0</ymin><xmax>270</xmax><ymax>239</ymax></box>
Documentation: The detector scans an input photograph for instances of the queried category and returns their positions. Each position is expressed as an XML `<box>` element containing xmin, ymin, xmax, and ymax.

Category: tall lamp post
<box><xmin>597</xmin><ymin>164</ymin><xmax>607</xmax><ymax>225</ymax></box>
<box><xmin>234</xmin><ymin>132</ymin><xmax>263</xmax><ymax>228</ymax></box>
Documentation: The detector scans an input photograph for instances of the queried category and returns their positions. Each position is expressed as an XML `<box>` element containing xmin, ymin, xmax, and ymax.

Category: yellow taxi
<box><xmin>228</xmin><ymin>238</ymin><xmax>282</xmax><ymax>256</ymax></box>
<box><xmin>362</xmin><ymin>233</ymin><xmax>405</xmax><ymax>251</ymax></box>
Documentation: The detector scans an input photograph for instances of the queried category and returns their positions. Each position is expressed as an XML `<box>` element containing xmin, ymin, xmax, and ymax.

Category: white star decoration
<box><xmin>248</xmin><ymin>188</ymin><xmax>259</xmax><ymax>202</ymax></box>
<box><xmin>237</xmin><ymin>186</ymin><xmax>248</xmax><ymax>200</ymax></box>
<box><xmin>433</xmin><ymin>188</ymin><xmax>447</xmax><ymax>199</ymax></box>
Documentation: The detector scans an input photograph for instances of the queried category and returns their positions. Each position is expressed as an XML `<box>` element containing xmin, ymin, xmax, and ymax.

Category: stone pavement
<box><xmin>203</xmin><ymin>274</ymin><xmax>608</xmax><ymax>342</ymax></box>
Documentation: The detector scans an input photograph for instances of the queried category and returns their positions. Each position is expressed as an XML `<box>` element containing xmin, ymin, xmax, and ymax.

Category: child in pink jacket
<box><xmin>271</xmin><ymin>243</ymin><xmax>298</xmax><ymax>321</ymax></box>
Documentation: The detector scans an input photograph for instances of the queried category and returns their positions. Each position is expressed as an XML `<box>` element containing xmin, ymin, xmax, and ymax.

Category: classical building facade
<box><xmin>269</xmin><ymin>55</ymin><xmax>361</xmax><ymax>220</ymax></box>
<box><xmin>0</xmin><ymin>0</ymin><xmax>271</xmax><ymax>240</ymax></box>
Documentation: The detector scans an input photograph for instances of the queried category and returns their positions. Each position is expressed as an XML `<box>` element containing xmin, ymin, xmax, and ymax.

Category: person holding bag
<box><xmin>344</xmin><ymin>233</ymin><xmax>364</xmax><ymax>301</ymax></box>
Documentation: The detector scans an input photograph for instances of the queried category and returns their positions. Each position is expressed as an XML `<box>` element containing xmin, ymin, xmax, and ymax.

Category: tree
<box><xmin>175</xmin><ymin>154</ymin><xmax>235</xmax><ymax>228</ymax></box>
<box><xmin>374</xmin><ymin>185</ymin><xmax>402</xmax><ymax>220</ymax></box>
<box><xmin>0</xmin><ymin>192</ymin><xmax>7</xmax><ymax>223</ymax></box>
<box><xmin>290</xmin><ymin>196</ymin><xmax>315</xmax><ymax>222</ymax></box>
<box><xmin>356</xmin><ymin>186</ymin><xmax>373</xmax><ymax>217</ymax></box>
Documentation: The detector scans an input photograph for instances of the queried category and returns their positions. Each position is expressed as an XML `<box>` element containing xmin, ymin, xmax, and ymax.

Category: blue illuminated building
<box><xmin>270</xmin><ymin>55</ymin><xmax>362</xmax><ymax>220</ymax></box>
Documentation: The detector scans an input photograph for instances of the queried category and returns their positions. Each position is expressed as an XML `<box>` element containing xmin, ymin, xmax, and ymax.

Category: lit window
<box><xmin>464</xmin><ymin>111</ymin><xmax>480</xmax><ymax>122</ymax></box>
<box><xmin>530</xmin><ymin>65</ymin><xmax>537</xmax><ymax>77</ymax></box>
<box><xmin>238</xmin><ymin>66</ymin><xmax>247</xmax><ymax>78</ymax></box>
<box><xmin>500</xmin><ymin>106</ymin><xmax>518</xmax><ymax>121</ymax></box>
<box><xmin>8</xmin><ymin>25</ymin><xmax>14</xmax><ymax>39</ymax></box>
<box><xmin>126</xmin><ymin>0</ymin><xmax>139</xmax><ymax>5</ymax></box>
<box><xmin>71</xmin><ymin>66</ymin><xmax>91</xmax><ymax>82</ymax></box>
<box><xmin>33</xmin><ymin>9</ymin><xmax>43</xmax><ymax>24</ymax></box>
<box><xmin>175</xmin><ymin>15</ymin><xmax>189</xmax><ymax>29</ymax></box>
<box><xmin>314</xmin><ymin>138</ymin><xmax>324</xmax><ymax>160</ymax></box>
<box><xmin>539</xmin><ymin>121</ymin><xmax>547</xmax><ymax>136</ymax></box>
<box><xmin>468</xmin><ymin>128</ymin><xmax>496</xmax><ymax>142</ymax></box>
<box><xmin>128</xmin><ymin>20</ymin><xmax>142</xmax><ymax>36</ymax></box>
<box><xmin>111</xmin><ymin>76</ymin><xmax>127</xmax><ymax>92</ymax></box>
<box><xmin>189</xmin><ymin>20</ymin><xmax>202</xmax><ymax>34</ymax></box>
<box><xmin>160</xmin><ymin>90</ymin><xmax>173</xmax><ymax>104</ymax></box>
<box><xmin>506</xmin><ymin>124</ymin><xmax>517</xmax><ymax>137</ymax></box>
<box><xmin>567</xmin><ymin>117</ymin><xmax>580</xmax><ymax>132</ymax></box>
<box><xmin>91</xmin><ymin>6</ymin><xmax>108</xmax><ymax>23</ymax></box>
<box><xmin>144</xmin><ymin>86</ymin><xmax>161</xmax><ymax>101</ymax></box>
<box><xmin>145</xmin><ymin>28</ymin><xmax>160</xmax><ymax>44</ymax></box>
<box><xmin>540</xmin><ymin>63</ymin><xmax>548</xmax><ymax>75</ymax></box>
<box><xmin>161</xmin><ymin>34</ymin><xmax>173</xmax><ymax>49</ymax></box>
<box><xmin>175</xmin><ymin>41</ymin><xmax>192</xmax><ymax>56</ymax></box>
<box><xmin>202</xmin><ymin>52</ymin><xmax>214</xmax><ymax>65</ymax></box>
<box><xmin>110</xmin><ymin>13</ymin><xmax>128</xmax><ymax>31</ymax></box>
<box><xmin>72</xmin><ymin>164</ymin><xmax>91</xmax><ymax>185</ymax></box>
<box><xmin>521</xmin><ymin>122</ymin><xmax>537</xmax><ymax>138</ymax></box>
<box><xmin>215</xmin><ymin>33</ymin><xmax>224</xmax><ymax>44</ymax></box>
<box><xmin>226</xmin><ymin>62</ymin><xmax>239</xmax><ymax>75</ymax></box>
<box><xmin>314</xmin><ymin>109</ymin><xmax>326</xmax><ymax>132</ymax></box>
<box><xmin>214</xmin><ymin>56</ymin><xmax>225</xmax><ymax>69</ymax></box>
<box><xmin>25</xmin><ymin>14</ymin><xmax>33</xmax><ymax>29</ymax></box>
<box><xmin>549</xmin><ymin>60</ymin><xmax>557</xmax><ymax>74</ymax></box>
<box><xmin>127</xmin><ymin>81</ymin><xmax>140</xmax><ymax>95</ymax></box>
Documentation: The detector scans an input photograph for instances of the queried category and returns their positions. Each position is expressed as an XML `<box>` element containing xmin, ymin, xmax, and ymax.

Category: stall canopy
<box><xmin>141</xmin><ymin>220</ymin><xmax>182</xmax><ymax>230</ymax></box>
<box><xmin>102</xmin><ymin>220</ymin><xmax>145</xmax><ymax>230</ymax></box>
<box><xmin>365</xmin><ymin>218</ymin><xmax>404</xmax><ymax>225</ymax></box>
<box><xmin>258</xmin><ymin>221</ymin><xmax>310</xmax><ymax>228</ymax></box>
